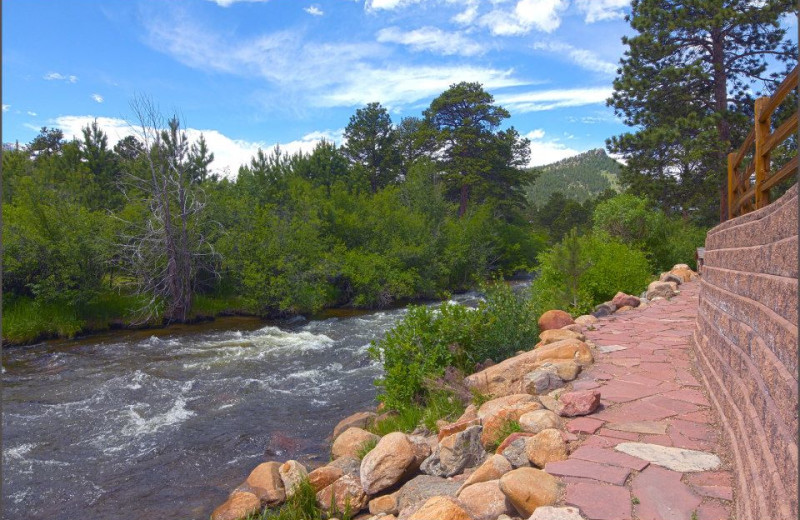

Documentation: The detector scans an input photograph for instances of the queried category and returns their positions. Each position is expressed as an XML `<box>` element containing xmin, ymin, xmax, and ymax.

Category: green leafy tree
<box><xmin>424</xmin><ymin>82</ymin><xmax>531</xmax><ymax>218</ymax></box>
<box><xmin>187</xmin><ymin>133</ymin><xmax>215</xmax><ymax>184</ymax></box>
<box><xmin>607</xmin><ymin>0</ymin><xmax>796</xmax><ymax>223</ymax></box>
<box><xmin>343</xmin><ymin>102</ymin><xmax>399</xmax><ymax>193</ymax></box>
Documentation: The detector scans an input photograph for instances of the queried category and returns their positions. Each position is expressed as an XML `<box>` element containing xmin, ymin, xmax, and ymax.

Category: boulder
<box><xmin>529</xmin><ymin>506</ymin><xmax>585</xmax><ymax>520</ymax></box>
<box><xmin>421</xmin><ymin>425</ymin><xmax>486</xmax><ymax>477</ymax></box>
<box><xmin>519</xmin><ymin>410</ymin><xmax>561</xmax><ymax>434</ymax></box>
<box><xmin>245</xmin><ymin>461</ymin><xmax>286</xmax><ymax>507</ymax></box>
<box><xmin>611</xmin><ymin>291</ymin><xmax>641</xmax><ymax>308</ymax></box>
<box><xmin>617</xmin><ymin>305</ymin><xmax>633</xmax><ymax>312</ymax></box>
<box><xmin>397</xmin><ymin>475</ymin><xmax>461</xmax><ymax>512</ymax></box>
<box><xmin>279</xmin><ymin>460</ymin><xmax>308</xmax><ymax>498</ymax></box>
<box><xmin>538</xmin><ymin>310</ymin><xmax>574</xmax><ymax>331</ymax></box>
<box><xmin>550</xmin><ymin>360</ymin><xmax>580</xmax><ymax>382</ymax></box>
<box><xmin>369</xmin><ymin>492</ymin><xmax>399</xmax><ymax>515</ymax></box>
<box><xmin>659</xmin><ymin>272</ymin><xmax>683</xmax><ymax>285</ymax></box>
<box><xmin>456</xmin><ymin>404</ymin><xmax>479</xmax><ymax>423</ymax></box>
<box><xmin>497</xmin><ymin>434</ymin><xmax>531</xmax><ymax>468</ymax></box>
<box><xmin>316</xmin><ymin>474</ymin><xmax>368</xmax><ymax>514</ymax></box>
<box><xmin>538</xmin><ymin>395</ymin><xmax>564</xmax><ymax>415</ymax></box>
<box><xmin>592</xmin><ymin>302</ymin><xmax>616</xmax><ymax>317</ymax></box>
<box><xmin>525</xmin><ymin>428</ymin><xmax>568</xmax><ymax>468</ymax></box>
<box><xmin>437</xmin><ymin>417</ymin><xmax>481</xmax><ymax>441</ymax></box>
<box><xmin>333</xmin><ymin>411</ymin><xmax>378</xmax><ymax>439</ymax></box>
<box><xmin>458</xmin><ymin>480</ymin><xmax>515</xmax><ymax>520</ymax></box>
<box><xmin>332</xmin><ymin>427</ymin><xmax>380</xmax><ymax>460</ymax></box>
<box><xmin>481</xmin><ymin>409</ymin><xmax>525</xmax><ymax>449</ymax></box>
<box><xmin>646</xmin><ymin>281</ymin><xmax>678</xmax><ymax>300</ymax></box>
<box><xmin>559</xmin><ymin>324</ymin><xmax>585</xmax><ymax>334</ymax></box>
<box><xmin>538</xmin><ymin>329</ymin><xmax>585</xmax><ymax>345</ymax></box>
<box><xmin>670</xmin><ymin>266</ymin><xmax>696</xmax><ymax>282</ymax></box>
<box><xmin>477</xmin><ymin>394</ymin><xmax>541</xmax><ymax>422</ymax></box>
<box><xmin>406</xmin><ymin>496</ymin><xmax>472</xmax><ymax>520</ymax></box>
<box><xmin>559</xmin><ymin>390</ymin><xmax>601</xmax><ymax>417</ymax></box>
<box><xmin>308</xmin><ymin>465</ymin><xmax>344</xmax><ymax>492</ymax></box>
<box><xmin>535</xmin><ymin>339</ymin><xmax>593</xmax><ymax>365</ymax></box>
<box><xmin>574</xmin><ymin>314</ymin><xmax>598</xmax><ymax>326</ymax></box>
<box><xmin>329</xmin><ymin>456</ymin><xmax>362</xmax><ymax>478</ymax></box>
<box><xmin>523</xmin><ymin>367</ymin><xmax>564</xmax><ymax>395</ymax></box>
<box><xmin>457</xmin><ymin>454</ymin><xmax>513</xmax><ymax>493</ymax></box>
<box><xmin>499</xmin><ymin>467</ymin><xmax>560</xmax><ymax>517</ymax></box>
<box><xmin>361</xmin><ymin>432</ymin><xmax>425</xmax><ymax>495</ymax></box>
<box><xmin>466</xmin><ymin>343</ymin><xmax>593</xmax><ymax>397</ymax></box>
<box><xmin>211</xmin><ymin>491</ymin><xmax>261</xmax><ymax>520</ymax></box>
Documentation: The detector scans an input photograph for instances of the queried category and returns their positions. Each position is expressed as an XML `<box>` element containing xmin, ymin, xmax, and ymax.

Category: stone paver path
<box><xmin>548</xmin><ymin>281</ymin><xmax>734</xmax><ymax>520</ymax></box>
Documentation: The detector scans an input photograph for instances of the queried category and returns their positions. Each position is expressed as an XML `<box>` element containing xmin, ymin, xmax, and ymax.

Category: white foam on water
<box><xmin>122</xmin><ymin>390</ymin><xmax>195</xmax><ymax>437</ymax></box>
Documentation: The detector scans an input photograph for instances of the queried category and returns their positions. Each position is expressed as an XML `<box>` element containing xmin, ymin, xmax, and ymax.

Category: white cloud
<box><xmin>365</xmin><ymin>0</ymin><xmax>422</xmax><ymax>10</ymax></box>
<box><xmin>145</xmin><ymin>15</ymin><xmax>531</xmax><ymax>109</ymax></box>
<box><xmin>496</xmin><ymin>86</ymin><xmax>612</xmax><ymax>112</ymax></box>
<box><xmin>44</xmin><ymin>72</ymin><xmax>78</xmax><ymax>83</ymax></box>
<box><xmin>524</xmin><ymin>129</ymin><xmax>580</xmax><ymax>166</ymax></box>
<box><xmin>574</xmin><ymin>0</ymin><xmax>630</xmax><ymax>23</ymax></box>
<box><xmin>52</xmin><ymin>115</ymin><xmax>342</xmax><ymax>178</ymax></box>
<box><xmin>532</xmin><ymin>41</ymin><xmax>617</xmax><ymax>75</ymax></box>
<box><xmin>481</xmin><ymin>0</ymin><xmax>566</xmax><ymax>35</ymax></box>
<box><xmin>2</xmin><ymin>104</ymin><xmax>9</xmax><ymax>112</ymax></box>
<box><xmin>304</xmin><ymin>5</ymin><xmax>324</xmax><ymax>15</ymax></box>
<box><xmin>91</xmin><ymin>93</ymin><xmax>104</xmax><ymax>103</ymax></box>
<box><xmin>376</xmin><ymin>26</ymin><xmax>484</xmax><ymax>56</ymax></box>
<box><xmin>27</xmin><ymin>111</ymin><xmax>37</xmax><ymax>116</ymax></box>
<box><xmin>207</xmin><ymin>0</ymin><xmax>270</xmax><ymax>6</ymax></box>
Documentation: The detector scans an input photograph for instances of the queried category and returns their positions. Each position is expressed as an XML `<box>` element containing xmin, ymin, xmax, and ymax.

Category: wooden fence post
<box><xmin>727</xmin><ymin>152</ymin><xmax>736</xmax><ymax>220</ymax></box>
<box><xmin>754</xmin><ymin>97</ymin><xmax>771</xmax><ymax>209</ymax></box>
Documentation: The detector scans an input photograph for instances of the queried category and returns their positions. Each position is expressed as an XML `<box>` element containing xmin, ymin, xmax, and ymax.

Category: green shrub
<box><xmin>484</xmin><ymin>419</ymin><xmax>522</xmax><ymax>452</ymax></box>
<box><xmin>531</xmin><ymin>231</ymin><xmax>652</xmax><ymax>315</ymax></box>
<box><xmin>356</xmin><ymin>437</ymin><xmax>379</xmax><ymax>460</ymax></box>
<box><xmin>370</xmin><ymin>282</ymin><xmax>538</xmax><ymax>410</ymax></box>
<box><xmin>247</xmin><ymin>477</ymin><xmax>353</xmax><ymax>520</ymax></box>
<box><xmin>368</xmin><ymin>406</ymin><xmax>425</xmax><ymax>436</ymax></box>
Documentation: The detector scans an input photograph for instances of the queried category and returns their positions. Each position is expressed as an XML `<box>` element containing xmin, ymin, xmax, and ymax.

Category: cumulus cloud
<box><xmin>44</xmin><ymin>72</ymin><xmax>78</xmax><ymax>83</ymax></box>
<box><xmin>365</xmin><ymin>0</ymin><xmax>423</xmax><ymax>11</ymax></box>
<box><xmin>52</xmin><ymin>115</ymin><xmax>342</xmax><ymax>178</ymax></box>
<box><xmin>376</xmin><ymin>26</ymin><xmax>484</xmax><ymax>56</ymax></box>
<box><xmin>481</xmin><ymin>0</ymin><xmax>566</xmax><ymax>35</ymax></box>
<box><xmin>532</xmin><ymin>41</ymin><xmax>617</xmax><ymax>75</ymax></box>
<box><xmin>574</xmin><ymin>0</ymin><xmax>630</xmax><ymax>23</ymax></box>
<box><xmin>91</xmin><ymin>93</ymin><xmax>104</xmax><ymax>103</ymax></box>
<box><xmin>27</xmin><ymin>111</ymin><xmax>37</xmax><ymax>116</ymax></box>
<box><xmin>525</xmin><ymin>129</ymin><xmax>580</xmax><ymax>166</ymax></box>
<box><xmin>2</xmin><ymin>104</ymin><xmax>9</xmax><ymax>112</ymax></box>
<box><xmin>304</xmin><ymin>5</ymin><xmax>324</xmax><ymax>15</ymax></box>
<box><xmin>495</xmin><ymin>86</ymin><xmax>612</xmax><ymax>112</ymax></box>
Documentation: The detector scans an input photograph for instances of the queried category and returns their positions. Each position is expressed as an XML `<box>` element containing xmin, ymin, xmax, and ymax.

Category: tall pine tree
<box><xmin>607</xmin><ymin>0</ymin><xmax>796</xmax><ymax>223</ymax></box>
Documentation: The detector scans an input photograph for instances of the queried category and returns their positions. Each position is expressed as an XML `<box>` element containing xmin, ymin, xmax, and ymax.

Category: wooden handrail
<box><xmin>727</xmin><ymin>64</ymin><xmax>798</xmax><ymax>220</ymax></box>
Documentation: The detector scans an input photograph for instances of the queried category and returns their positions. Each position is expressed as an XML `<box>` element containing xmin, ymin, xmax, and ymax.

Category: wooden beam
<box><xmin>763</xmin><ymin>111</ymin><xmax>798</xmax><ymax>154</ymax></box>
<box><xmin>761</xmin><ymin>156</ymin><xmax>799</xmax><ymax>193</ymax></box>
<box><xmin>754</xmin><ymin>97</ymin><xmax>771</xmax><ymax>209</ymax></box>
<box><xmin>727</xmin><ymin>152</ymin><xmax>735</xmax><ymax>219</ymax></box>
<box><xmin>759</xmin><ymin>65</ymin><xmax>799</xmax><ymax>123</ymax></box>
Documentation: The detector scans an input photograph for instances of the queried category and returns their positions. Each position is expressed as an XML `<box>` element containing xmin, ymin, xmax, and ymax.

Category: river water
<box><xmin>2</xmin><ymin>292</ymin><xmax>484</xmax><ymax>520</ymax></box>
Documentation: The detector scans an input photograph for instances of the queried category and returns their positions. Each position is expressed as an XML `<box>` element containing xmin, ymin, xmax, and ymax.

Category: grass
<box><xmin>2</xmin><ymin>290</ymin><xmax>254</xmax><ymax>345</ymax></box>
<box><xmin>245</xmin><ymin>479</ymin><xmax>353</xmax><ymax>520</ymax></box>
<box><xmin>369</xmin><ymin>391</ymin><xmax>466</xmax><ymax>436</ymax></box>
<box><xmin>470</xmin><ymin>388</ymin><xmax>493</xmax><ymax>408</ymax></box>
<box><xmin>368</xmin><ymin>406</ymin><xmax>424</xmax><ymax>436</ymax></box>
<box><xmin>485</xmin><ymin>419</ymin><xmax>522</xmax><ymax>452</ymax></box>
<box><xmin>355</xmin><ymin>437</ymin><xmax>379</xmax><ymax>460</ymax></box>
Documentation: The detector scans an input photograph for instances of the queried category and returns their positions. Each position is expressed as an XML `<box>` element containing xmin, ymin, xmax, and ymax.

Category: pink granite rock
<box><xmin>559</xmin><ymin>390</ymin><xmax>601</xmax><ymax>417</ymax></box>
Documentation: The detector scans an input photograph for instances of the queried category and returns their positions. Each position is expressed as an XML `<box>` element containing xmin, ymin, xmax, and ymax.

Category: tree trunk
<box><xmin>711</xmin><ymin>28</ymin><xmax>730</xmax><ymax>221</ymax></box>
<box><xmin>458</xmin><ymin>183</ymin><xmax>469</xmax><ymax>218</ymax></box>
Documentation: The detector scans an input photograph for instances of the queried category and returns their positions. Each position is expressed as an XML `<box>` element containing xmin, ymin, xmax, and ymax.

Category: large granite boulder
<box><xmin>333</xmin><ymin>411</ymin><xmax>378</xmax><ymax>439</ymax></box>
<box><xmin>332</xmin><ymin>427</ymin><xmax>380</xmax><ymax>460</ymax></box>
<box><xmin>211</xmin><ymin>491</ymin><xmax>261</xmax><ymax>520</ymax></box>
<box><xmin>458</xmin><ymin>480</ymin><xmax>515</xmax><ymax>520</ymax></box>
<box><xmin>245</xmin><ymin>461</ymin><xmax>285</xmax><ymax>507</ymax></box>
<box><xmin>316</xmin><ymin>474</ymin><xmax>368</xmax><ymax>514</ymax></box>
<box><xmin>421</xmin><ymin>425</ymin><xmax>486</xmax><ymax>477</ymax></box>
<box><xmin>360</xmin><ymin>432</ymin><xmax>426</xmax><ymax>495</ymax></box>
<box><xmin>499</xmin><ymin>467</ymin><xmax>560</xmax><ymax>517</ymax></box>
<box><xmin>406</xmin><ymin>496</ymin><xmax>472</xmax><ymax>520</ymax></box>
<box><xmin>278</xmin><ymin>460</ymin><xmax>307</xmax><ymax>498</ymax></box>
<box><xmin>538</xmin><ymin>310</ymin><xmax>574</xmax><ymax>331</ymax></box>
<box><xmin>525</xmin><ymin>428</ymin><xmax>568</xmax><ymax>468</ymax></box>
<box><xmin>457</xmin><ymin>454</ymin><xmax>512</xmax><ymax>493</ymax></box>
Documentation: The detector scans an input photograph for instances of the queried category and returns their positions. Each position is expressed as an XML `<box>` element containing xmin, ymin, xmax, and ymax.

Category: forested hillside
<box><xmin>524</xmin><ymin>148</ymin><xmax>621</xmax><ymax>208</ymax></box>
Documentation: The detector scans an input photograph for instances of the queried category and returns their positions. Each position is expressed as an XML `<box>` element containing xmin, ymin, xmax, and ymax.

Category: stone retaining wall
<box><xmin>693</xmin><ymin>183</ymin><xmax>798</xmax><ymax>520</ymax></box>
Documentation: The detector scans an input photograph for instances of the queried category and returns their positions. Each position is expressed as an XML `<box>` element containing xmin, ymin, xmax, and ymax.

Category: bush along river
<box><xmin>1</xmin><ymin>291</ymin><xmax>487</xmax><ymax>520</ymax></box>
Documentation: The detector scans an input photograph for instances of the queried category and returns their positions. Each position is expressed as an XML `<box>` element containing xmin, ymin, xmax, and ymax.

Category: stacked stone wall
<box><xmin>694</xmin><ymin>183</ymin><xmax>798</xmax><ymax>520</ymax></box>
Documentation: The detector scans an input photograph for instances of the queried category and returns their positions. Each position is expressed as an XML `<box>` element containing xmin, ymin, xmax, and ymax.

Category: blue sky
<box><xmin>1</xmin><ymin>0</ymin><xmax>792</xmax><ymax>175</ymax></box>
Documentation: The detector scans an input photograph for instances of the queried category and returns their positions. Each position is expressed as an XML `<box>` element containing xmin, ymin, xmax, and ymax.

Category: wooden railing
<box><xmin>727</xmin><ymin>64</ymin><xmax>798</xmax><ymax>220</ymax></box>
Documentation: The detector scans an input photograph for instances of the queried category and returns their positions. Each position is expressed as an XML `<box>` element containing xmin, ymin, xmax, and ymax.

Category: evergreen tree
<box><xmin>343</xmin><ymin>102</ymin><xmax>399</xmax><ymax>193</ymax></box>
<box><xmin>424</xmin><ymin>82</ymin><xmax>531</xmax><ymax>218</ymax></box>
<box><xmin>607</xmin><ymin>0</ymin><xmax>796</xmax><ymax>223</ymax></box>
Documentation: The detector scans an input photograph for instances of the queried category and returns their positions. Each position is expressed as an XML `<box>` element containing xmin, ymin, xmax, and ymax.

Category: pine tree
<box><xmin>607</xmin><ymin>0</ymin><xmax>796</xmax><ymax>223</ymax></box>
<box><xmin>343</xmin><ymin>102</ymin><xmax>399</xmax><ymax>193</ymax></box>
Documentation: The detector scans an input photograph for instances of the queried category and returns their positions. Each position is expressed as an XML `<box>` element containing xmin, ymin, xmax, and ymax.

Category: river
<box><xmin>1</xmin><ymin>292</ymin><xmax>485</xmax><ymax>519</ymax></box>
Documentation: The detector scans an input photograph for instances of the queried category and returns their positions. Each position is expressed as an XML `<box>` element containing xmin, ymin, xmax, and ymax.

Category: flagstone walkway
<box><xmin>547</xmin><ymin>281</ymin><xmax>734</xmax><ymax>520</ymax></box>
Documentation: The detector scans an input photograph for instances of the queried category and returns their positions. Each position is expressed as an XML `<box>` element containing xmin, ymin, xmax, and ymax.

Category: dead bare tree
<box><xmin>117</xmin><ymin>96</ymin><xmax>220</xmax><ymax>323</ymax></box>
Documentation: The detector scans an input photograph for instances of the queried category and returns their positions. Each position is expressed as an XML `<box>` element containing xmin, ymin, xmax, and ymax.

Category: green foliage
<box><xmin>368</xmin><ymin>406</ymin><xmax>425</xmax><ymax>436</ymax></box>
<box><xmin>531</xmin><ymin>232</ymin><xmax>652</xmax><ymax>316</ymax></box>
<box><xmin>370</xmin><ymin>282</ymin><xmax>538</xmax><ymax>409</ymax></box>
<box><xmin>607</xmin><ymin>0</ymin><xmax>795</xmax><ymax>223</ymax></box>
<box><xmin>420</xmin><ymin>390</ymin><xmax>466</xmax><ymax>432</ymax></box>
<box><xmin>356</xmin><ymin>437</ymin><xmax>379</xmax><ymax>460</ymax></box>
<box><xmin>247</xmin><ymin>478</ymin><xmax>353</xmax><ymax>520</ymax></box>
<box><xmin>525</xmin><ymin>149</ymin><xmax>621</xmax><ymax>208</ymax></box>
<box><xmin>485</xmin><ymin>419</ymin><xmax>522</xmax><ymax>452</ymax></box>
<box><xmin>593</xmin><ymin>193</ymin><xmax>708</xmax><ymax>272</ymax></box>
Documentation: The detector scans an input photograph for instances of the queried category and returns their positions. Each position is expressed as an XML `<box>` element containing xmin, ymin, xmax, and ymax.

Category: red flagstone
<box><xmin>631</xmin><ymin>466</ymin><xmax>702</xmax><ymax>520</ymax></box>
<box><xmin>565</xmin><ymin>482</ymin><xmax>631</xmax><ymax>520</ymax></box>
<box><xmin>545</xmin><ymin>459</ymin><xmax>631</xmax><ymax>485</ymax></box>
<box><xmin>695</xmin><ymin>502</ymin><xmax>732</xmax><ymax>520</ymax></box>
<box><xmin>570</xmin><ymin>446</ymin><xmax>650</xmax><ymax>471</ymax></box>
<box><xmin>566</xmin><ymin>417</ymin><xmax>605</xmax><ymax>434</ymax></box>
